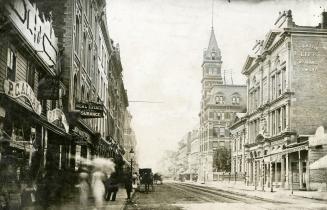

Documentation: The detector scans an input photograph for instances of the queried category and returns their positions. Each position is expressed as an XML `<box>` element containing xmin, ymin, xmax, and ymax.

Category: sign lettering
<box><xmin>6</xmin><ymin>0</ymin><xmax>58</xmax><ymax>69</ymax></box>
<box><xmin>292</xmin><ymin>36</ymin><xmax>324</xmax><ymax>73</ymax></box>
<box><xmin>4</xmin><ymin>80</ymin><xmax>42</xmax><ymax>115</ymax></box>
<box><xmin>75</xmin><ymin>102</ymin><xmax>104</xmax><ymax>118</ymax></box>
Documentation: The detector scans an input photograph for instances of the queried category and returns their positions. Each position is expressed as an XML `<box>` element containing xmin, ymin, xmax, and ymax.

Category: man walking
<box><xmin>104</xmin><ymin>172</ymin><xmax>119</xmax><ymax>201</ymax></box>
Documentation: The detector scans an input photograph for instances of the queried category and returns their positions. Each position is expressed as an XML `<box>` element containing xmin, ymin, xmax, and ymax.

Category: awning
<box><xmin>310</xmin><ymin>155</ymin><xmax>327</xmax><ymax>170</ymax></box>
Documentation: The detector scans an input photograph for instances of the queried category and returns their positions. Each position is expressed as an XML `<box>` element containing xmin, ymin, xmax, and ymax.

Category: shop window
<box><xmin>6</xmin><ymin>47</ymin><xmax>16</xmax><ymax>81</ymax></box>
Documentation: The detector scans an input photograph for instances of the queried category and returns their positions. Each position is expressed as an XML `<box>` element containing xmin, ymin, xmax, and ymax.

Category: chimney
<box><xmin>321</xmin><ymin>10</ymin><xmax>327</xmax><ymax>29</ymax></box>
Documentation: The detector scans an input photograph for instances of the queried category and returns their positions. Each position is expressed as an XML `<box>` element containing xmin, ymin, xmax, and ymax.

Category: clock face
<box><xmin>211</xmin><ymin>52</ymin><xmax>216</xmax><ymax>57</ymax></box>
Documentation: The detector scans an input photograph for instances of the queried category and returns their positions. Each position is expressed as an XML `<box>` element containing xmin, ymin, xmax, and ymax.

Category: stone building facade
<box><xmin>230</xmin><ymin>113</ymin><xmax>247</xmax><ymax>175</ymax></box>
<box><xmin>199</xmin><ymin>28</ymin><xmax>247</xmax><ymax>182</ymax></box>
<box><xmin>239</xmin><ymin>10</ymin><xmax>327</xmax><ymax>191</ymax></box>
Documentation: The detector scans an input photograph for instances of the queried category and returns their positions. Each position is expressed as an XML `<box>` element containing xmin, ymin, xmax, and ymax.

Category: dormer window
<box><xmin>215</xmin><ymin>95</ymin><xmax>224</xmax><ymax>104</ymax></box>
<box><xmin>232</xmin><ymin>96</ymin><xmax>240</xmax><ymax>105</ymax></box>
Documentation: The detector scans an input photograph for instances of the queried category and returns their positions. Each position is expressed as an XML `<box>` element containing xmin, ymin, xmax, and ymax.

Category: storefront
<box><xmin>246</xmin><ymin>136</ymin><xmax>309</xmax><ymax>191</ymax></box>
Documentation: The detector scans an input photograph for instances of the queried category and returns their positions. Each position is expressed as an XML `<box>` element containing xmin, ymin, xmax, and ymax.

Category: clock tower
<box><xmin>201</xmin><ymin>27</ymin><xmax>223</xmax><ymax>102</ymax></box>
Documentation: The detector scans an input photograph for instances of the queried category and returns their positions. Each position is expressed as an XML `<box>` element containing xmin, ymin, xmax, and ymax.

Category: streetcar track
<box><xmin>167</xmin><ymin>183</ymin><xmax>218</xmax><ymax>203</ymax></box>
<box><xmin>178</xmin><ymin>183</ymin><xmax>289</xmax><ymax>204</ymax></box>
<box><xmin>172</xmin><ymin>183</ymin><xmax>251</xmax><ymax>203</ymax></box>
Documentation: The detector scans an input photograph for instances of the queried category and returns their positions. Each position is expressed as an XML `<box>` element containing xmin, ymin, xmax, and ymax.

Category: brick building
<box><xmin>0</xmin><ymin>0</ymin><xmax>131</xmax><ymax>207</ymax></box>
<box><xmin>199</xmin><ymin>28</ymin><xmax>247</xmax><ymax>182</ymax></box>
<box><xmin>0</xmin><ymin>0</ymin><xmax>70</xmax><ymax>206</ymax></box>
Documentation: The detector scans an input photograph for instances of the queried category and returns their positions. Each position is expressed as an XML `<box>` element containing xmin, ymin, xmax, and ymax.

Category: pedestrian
<box><xmin>76</xmin><ymin>171</ymin><xmax>89</xmax><ymax>209</ymax></box>
<box><xmin>132</xmin><ymin>172</ymin><xmax>138</xmax><ymax>190</ymax></box>
<box><xmin>91</xmin><ymin>170</ymin><xmax>105</xmax><ymax>209</ymax></box>
<box><xmin>104</xmin><ymin>172</ymin><xmax>119</xmax><ymax>201</ymax></box>
<box><xmin>124</xmin><ymin>172</ymin><xmax>133</xmax><ymax>201</ymax></box>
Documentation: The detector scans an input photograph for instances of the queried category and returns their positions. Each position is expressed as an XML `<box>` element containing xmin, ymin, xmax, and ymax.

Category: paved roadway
<box><xmin>124</xmin><ymin>182</ymin><xmax>327</xmax><ymax>210</ymax></box>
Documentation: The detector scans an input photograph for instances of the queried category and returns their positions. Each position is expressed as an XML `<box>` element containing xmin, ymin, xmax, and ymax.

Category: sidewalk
<box><xmin>188</xmin><ymin>180</ymin><xmax>327</xmax><ymax>203</ymax></box>
<box><xmin>45</xmin><ymin>186</ymin><xmax>132</xmax><ymax>210</ymax></box>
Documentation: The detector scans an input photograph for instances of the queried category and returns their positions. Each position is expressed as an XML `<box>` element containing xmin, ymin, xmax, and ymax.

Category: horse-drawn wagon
<box><xmin>138</xmin><ymin>168</ymin><xmax>154</xmax><ymax>193</ymax></box>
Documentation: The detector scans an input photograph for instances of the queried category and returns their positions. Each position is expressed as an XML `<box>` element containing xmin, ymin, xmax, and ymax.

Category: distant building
<box><xmin>229</xmin><ymin>113</ymin><xmax>247</xmax><ymax>175</ymax></box>
<box><xmin>189</xmin><ymin>126</ymin><xmax>200</xmax><ymax>181</ymax></box>
<box><xmin>123</xmin><ymin>110</ymin><xmax>138</xmax><ymax>172</ymax></box>
<box><xmin>199</xmin><ymin>28</ymin><xmax>247</xmax><ymax>182</ymax></box>
<box><xmin>240</xmin><ymin>10</ymin><xmax>327</xmax><ymax>191</ymax></box>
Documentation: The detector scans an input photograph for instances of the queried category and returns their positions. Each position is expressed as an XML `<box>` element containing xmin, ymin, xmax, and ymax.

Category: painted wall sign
<box><xmin>292</xmin><ymin>36</ymin><xmax>324</xmax><ymax>73</ymax></box>
<box><xmin>75</xmin><ymin>102</ymin><xmax>104</xmax><ymax>118</ymax></box>
<box><xmin>6</xmin><ymin>0</ymin><xmax>58</xmax><ymax>69</ymax></box>
<box><xmin>47</xmin><ymin>108</ymin><xmax>69</xmax><ymax>133</ymax></box>
<box><xmin>4</xmin><ymin>80</ymin><xmax>42</xmax><ymax>115</ymax></box>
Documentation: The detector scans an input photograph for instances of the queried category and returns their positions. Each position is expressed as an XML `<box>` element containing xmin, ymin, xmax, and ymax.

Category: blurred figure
<box><xmin>91</xmin><ymin>170</ymin><xmax>105</xmax><ymax>209</ymax></box>
<box><xmin>76</xmin><ymin>171</ymin><xmax>89</xmax><ymax>209</ymax></box>
<box><xmin>124</xmin><ymin>172</ymin><xmax>133</xmax><ymax>201</ymax></box>
<box><xmin>132</xmin><ymin>172</ymin><xmax>139</xmax><ymax>190</ymax></box>
<box><xmin>104</xmin><ymin>172</ymin><xmax>119</xmax><ymax>201</ymax></box>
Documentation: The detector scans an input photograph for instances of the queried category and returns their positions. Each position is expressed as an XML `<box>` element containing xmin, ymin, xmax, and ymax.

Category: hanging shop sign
<box><xmin>6</xmin><ymin>0</ymin><xmax>58</xmax><ymax>69</ymax></box>
<box><xmin>72</xmin><ymin>127</ymin><xmax>90</xmax><ymax>145</ymax></box>
<box><xmin>4</xmin><ymin>80</ymin><xmax>42</xmax><ymax>115</ymax></box>
<box><xmin>38</xmin><ymin>77</ymin><xmax>60</xmax><ymax>100</ymax></box>
<box><xmin>75</xmin><ymin>102</ymin><xmax>104</xmax><ymax>118</ymax></box>
<box><xmin>47</xmin><ymin>108</ymin><xmax>69</xmax><ymax>133</ymax></box>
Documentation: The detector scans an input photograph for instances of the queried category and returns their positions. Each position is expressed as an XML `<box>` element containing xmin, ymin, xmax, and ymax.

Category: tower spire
<box><xmin>211</xmin><ymin>0</ymin><xmax>214</xmax><ymax>28</ymax></box>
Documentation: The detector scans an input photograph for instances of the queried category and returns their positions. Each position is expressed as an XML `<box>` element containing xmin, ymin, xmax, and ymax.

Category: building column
<box><xmin>285</xmin><ymin>153</ymin><xmax>289</xmax><ymax>189</ymax></box>
<box><xmin>261</xmin><ymin>160</ymin><xmax>265</xmax><ymax>191</ymax></box>
<box><xmin>275</xmin><ymin>160</ymin><xmax>279</xmax><ymax>183</ymax></box>
<box><xmin>281</xmin><ymin>155</ymin><xmax>285</xmax><ymax>188</ymax></box>
<box><xmin>269</xmin><ymin>160</ymin><xmax>273</xmax><ymax>191</ymax></box>
<box><xmin>248</xmin><ymin>161</ymin><xmax>251</xmax><ymax>184</ymax></box>
<box><xmin>252</xmin><ymin>160</ymin><xmax>257</xmax><ymax>186</ymax></box>
<box><xmin>298</xmin><ymin>151</ymin><xmax>303</xmax><ymax>189</ymax></box>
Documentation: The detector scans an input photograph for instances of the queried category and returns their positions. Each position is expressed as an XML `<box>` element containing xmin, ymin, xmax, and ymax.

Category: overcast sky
<box><xmin>106</xmin><ymin>0</ymin><xmax>326</xmax><ymax>171</ymax></box>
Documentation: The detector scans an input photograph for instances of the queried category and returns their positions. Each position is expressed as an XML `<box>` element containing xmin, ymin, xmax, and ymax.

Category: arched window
<box><xmin>74</xmin><ymin>14</ymin><xmax>80</xmax><ymax>54</ymax></box>
<box><xmin>232</xmin><ymin>93</ymin><xmax>241</xmax><ymax>105</ymax></box>
<box><xmin>215</xmin><ymin>93</ymin><xmax>224</xmax><ymax>104</ymax></box>
<box><xmin>73</xmin><ymin>75</ymin><xmax>78</xmax><ymax>106</ymax></box>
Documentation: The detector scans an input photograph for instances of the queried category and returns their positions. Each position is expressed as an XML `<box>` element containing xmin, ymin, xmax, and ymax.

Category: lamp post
<box><xmin>130</xmin><ymin>148</ymin><xmax>135</xmax><ymax>177</ymax></box>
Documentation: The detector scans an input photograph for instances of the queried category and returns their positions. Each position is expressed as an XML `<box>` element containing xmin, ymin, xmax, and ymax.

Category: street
<box><xmin>125</xmin><ymin>182</ymin><xmax>327</xmax><ymax>210</ymax></box>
